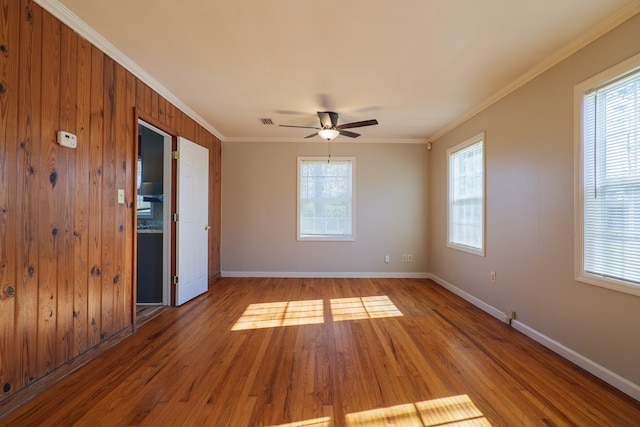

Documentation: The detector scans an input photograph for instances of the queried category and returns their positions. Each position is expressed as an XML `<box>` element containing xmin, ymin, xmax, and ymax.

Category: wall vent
<box><xmin>260</xmin><ymin>118</ymin><xmax>274</xmax><ymax>125</ymax></box>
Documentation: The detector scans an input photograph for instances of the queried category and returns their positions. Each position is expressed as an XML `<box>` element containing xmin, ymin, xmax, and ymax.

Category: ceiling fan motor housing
<box><xmin>280</xmin><ymin>110</ymin><xmax>378</xmax><ymax>140</ymax></box>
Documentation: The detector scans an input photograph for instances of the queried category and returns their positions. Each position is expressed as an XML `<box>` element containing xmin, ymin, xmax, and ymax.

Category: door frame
<box><xmin>132</xmin><ymin>110</ymin><xmax>178</xmax><ymax>330</ymax></box>
<box><xmin>137</xmin><ymin>120</ymin><xmax>172</xmax><ymax>306</ymax></box>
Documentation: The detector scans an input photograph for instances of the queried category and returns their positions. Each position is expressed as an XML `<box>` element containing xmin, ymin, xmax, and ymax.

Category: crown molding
<box><xmin>35</xmin><ymin>1</ymin><xmax>640</xmax><ymax>146</ymax></box>
<box><xmin>427</xmin><ymin>2</ymin><xmax>640</xmax><ymax>142</ymax></box>
<box><xmin>222</xmin><ymin>136</ymin><xmax>428</xmax><ymax>144</ymax></box>
<box><xmin>34</xmin><ymin>0</ymin><xmax>225</xmax><ymax>141</ymax></box>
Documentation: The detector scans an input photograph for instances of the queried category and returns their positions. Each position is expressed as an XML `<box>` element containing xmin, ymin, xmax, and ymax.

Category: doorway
<box><xmin>136</xmin><ymin>120</ymin><xmax>172</xmax><ymax>323</ymax></box>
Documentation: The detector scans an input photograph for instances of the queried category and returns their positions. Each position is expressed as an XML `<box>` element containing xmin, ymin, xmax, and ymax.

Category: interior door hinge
<box><xmin>172</xmin><ymin>213</ymin><xmax>179</xmax><ymax>222</ymax></box>
<box><xmin>173</xmin><ymin>276</ymin><xmax>178</xmax><ymax>285</ymax></box>
<box><xmin>172</xmin><ymin>150</ymin><xmax>180</xmax><ymax>160</ymax></box>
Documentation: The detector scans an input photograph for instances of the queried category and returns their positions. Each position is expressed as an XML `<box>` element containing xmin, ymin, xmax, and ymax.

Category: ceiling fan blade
<box><xmin>328</xmin><ymin>111</ymin><xmax>339</xmax><ymax>127</ymax></box>
<box><xmin>279</xmin><ymin>124</ymin><xmax>321</xmax><ymax>130</ymax></box>
<box><xmin>317</xmin><ymin>111</ymin><xmax>336</xmax><ymax>128</ymax></box>
<box><xmin>304</xmin><ymin>132</ymin><xmax>318</xmax><ymax>139</ymax></box>
<box><xmin>339</xmin><ymin>129</ymin><xmax>360</xmax><ymax>138</ymax></box>
<box><xmin>336</xmin><ymin>119</ymin><xmax>378</xmax><ymax>130</ymax></box>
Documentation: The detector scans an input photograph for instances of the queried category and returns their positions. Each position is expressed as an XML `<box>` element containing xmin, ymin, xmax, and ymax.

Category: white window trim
<box><xmin>574</xmin><ymin>52</ymin><xmax>640</xmax><ymax>297</ymax></box>
<box><xmin>297</xmin><ymin>156</ymin><xmax>356</xmax><ymax>242</ymax></box>
<box><xmin>136</xmin><ymin>157</ymin><xmax>154</xmax><ymax>218</ymax></box>
<box><xmin>447</xmin><ymin>132</ymin><xmax>486</xmax><ymax>257</ymax></box>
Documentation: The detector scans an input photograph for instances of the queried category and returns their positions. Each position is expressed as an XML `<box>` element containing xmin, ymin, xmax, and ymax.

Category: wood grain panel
<box><xmin>142</xmin><ymin>82</ymin><xmax>152</xmax><ymax>116</ymax></box>
<box><xmin>0</xmin><ymin>0</ymin><xmax>221</xmax><ymax>407</ymax></box>
<box><xmin>37</xmin><ymin>9</ymin><xmax>61</xmax><ymax>378</ymax></box>
<box><xmin>150</xmin><ymin>89</ymin><xmax>159</xmax><ymax>121</ymax></box>
<box><xmin>208</xmin><ymin>134</ymin><xmax>221</xmax><ymax>282</ymax></box>
<box><xmin>181</xmin><ymin>111</ymin><xmax>196</xmax><ymax>142</ymax></box>
<box><xmin>174</xmin><ymin>110</ymin><xmax>185</xmax><ymax>139</ymax></box>
<box><xmin>0</xmin><ymin>0</ymin><xmax>19</xmax><ymax>400</ymax></box>
<box><xmin>87</xmin><ymin>45</ymin><xmax>103</xmax><ymax>349</ymax></box>
<box><xmin>166</xmin><ymin>100</ymin><xmax>177</xmax><ymax>131</ymax></box>
<box><xmin>3</xmin><ymin>278</ymin><xmax>640</xmax><ymax>426</ymax></box>
<box><xmin>72</xmin><ymin>34</ymin><xmax>90</xmax><ymax>359</ymax></box>
<box><xmin>211</xmin><ymin>136</ymin><xmax>221</xmax><ymax>277</ymax></box>
<box><xmin>100</xmin><ymin>55</ymin><xmax>115</xmax><ymax>340</ymax></box>
<box><xmin>124</xmin><ymin>71</ymin><xmax>135</xmax><ymax>328</ymax></box>
<box><xmin>158</xmin><ymin>95</ymin><xmax>166</xmax><ymax>124</ymax></box>
<box><xmin>55</xmin><ymin>23</ymin><xmax>76</xmax><ymax>367</ymax></box>
<box><xmin>112</xmin><ymin>62</ymin><xmax>126</xmax><ymax>333</ymax></box>
<box><xmin>134</xmin><ymin>79</ymin><xmax>143</xmax><ymax>110</ymax></box>
<box><xmin>15</xmin><ymin>0</ymin><xmax>42</xmax><ymax>391</ymax></box>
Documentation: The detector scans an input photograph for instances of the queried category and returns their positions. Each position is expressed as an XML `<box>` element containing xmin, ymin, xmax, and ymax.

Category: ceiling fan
<box><xmin>280</xmin><ymin>111</ymin><xmax>378</xmax><ymax>140</ymax></box>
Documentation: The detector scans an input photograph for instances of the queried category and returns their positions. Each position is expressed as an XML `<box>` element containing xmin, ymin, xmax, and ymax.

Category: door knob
<box><xmin>205</xmin><ymin>225</ymin><xmax>211</xmax><ymax>230</ymax></box>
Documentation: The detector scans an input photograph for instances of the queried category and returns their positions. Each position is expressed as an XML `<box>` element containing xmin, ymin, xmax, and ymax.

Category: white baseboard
<box><xmin>428</xmin><ymin>273</ymin><xmax>640</xmax><ymax>402</ymax></box>
<box><xmin>221</xmin><ymin>271</ymin><xmax>431</xmax><ymax>279</ymax></box>
<box><xmin>427</xmin><ymin>274</ymin><xmax>506</xmax><ymax>322</ymax></box>
<box><xmin>511</xmin><ymin>320</ymin><xmax>640</xmax><ymax>401</ymax></box>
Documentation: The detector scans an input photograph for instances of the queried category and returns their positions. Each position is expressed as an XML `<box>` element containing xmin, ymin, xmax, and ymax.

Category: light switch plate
<box><xmin>117</xmin><ymin>189</ymin><xmax>125</xmax><ymax>204</ymax></box>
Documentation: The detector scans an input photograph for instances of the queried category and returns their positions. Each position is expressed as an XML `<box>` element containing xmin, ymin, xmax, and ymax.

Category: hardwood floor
<box><xmin>2</xmin><ymin>277</ymin><xmax>639</xmax><ymax>426</ymax></box>
<box><xmin>135</xmin><ymin>304</ymin><xmax>167</xmax><ymax>325</ymax></box>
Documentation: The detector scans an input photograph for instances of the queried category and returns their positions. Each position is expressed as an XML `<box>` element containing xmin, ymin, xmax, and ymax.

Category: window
<box><xmin>448</xmin><ymin>133</ymin><xmax>485</xmax><ymax>255</ymax></box>
<box><xmin>575</xmin><ymin>53</ymin><xmax>640</xmax><ymax>296</ymax></box>
<box><xmin>137</xmin><ymin>157</ymin><xmax>152</xmax><ymax>217</ymax></box>
<box><xmin>298</xmin><ymin>157</ymin><xmax>355</xmax><ymax>241</ymax></box>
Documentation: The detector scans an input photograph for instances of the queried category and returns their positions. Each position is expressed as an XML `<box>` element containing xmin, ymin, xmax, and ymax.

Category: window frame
<box><xmin>574</xmin><ymin>52</ymin><xmax>640</xmax><ymax>297</ymax></box>
<box><xmin>297</xmin><ymin>156</ymin><xmax>356</xmax><ymax>242</ymax></box>
<box><xmin>447</xmin><ymin>132</ymin><xmax>486</xmax><ymax>256</ymax></box>
<box><xmin>136</xmin><ymin>157</ymin><xmax>153</xmax><ymax>218</ymax></box>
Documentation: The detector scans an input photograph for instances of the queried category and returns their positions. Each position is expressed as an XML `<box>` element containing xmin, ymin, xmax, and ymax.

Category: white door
<box><xmin>176</xmin><ymin>137</ymin><xmax>209</xmax><ymax>306</ymax></box>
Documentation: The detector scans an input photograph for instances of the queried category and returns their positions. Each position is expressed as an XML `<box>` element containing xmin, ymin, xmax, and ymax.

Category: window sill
<box><xmin>447</xmin><ymin>242</ymin><xmax>485</xmax><ymax>257</ymax></box>
<box><xmin>576</xmin><ymin>272</ymin><xmax>640</xmax><ymax>298</ymax></box>
<box><xmin>298</xmin><ymin>236</ymin><xmax>355</xmax><ymax>242</ymax></box>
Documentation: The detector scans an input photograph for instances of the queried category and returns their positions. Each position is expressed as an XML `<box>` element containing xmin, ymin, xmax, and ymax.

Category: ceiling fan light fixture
<box><xmin>280</xmin><ymin>111</ymin><xmax>378</xmax><ymax>139</ymax></box>
<box><xmin>318</xmin><ymin>128</ymin><xmax>340</xmax><ymax>140</ymax></box>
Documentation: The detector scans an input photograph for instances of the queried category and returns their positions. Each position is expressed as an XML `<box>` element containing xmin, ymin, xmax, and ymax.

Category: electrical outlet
<box><xmin>402</xmin><ymin>254</ymin><xmax>408</xmax><ymax>263</ymax></box>
<box><xmin>407</xmin><ymin>254</ymin><xmax>413</xmax><ymax>262</ymax></box>
<box><xmin>385</xmin><ymin>255</ymin><xmax>390</xmax><ymax>263</ymax></box>
<box><xmin>490</xmin><ymin>271</ymin><xmax>497</xmax><ymax>284</ymax></box>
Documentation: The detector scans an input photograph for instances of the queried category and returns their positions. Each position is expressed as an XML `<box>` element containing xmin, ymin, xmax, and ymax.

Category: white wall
<box><xmin>222</xmin><ymin>141</ymin><xmax>429</xmax><ymax>276</ymax></box>
<box><xmin>429</xmin><ymin>14</ymin><xmax>640</xmax><ymax>394</ymax></box>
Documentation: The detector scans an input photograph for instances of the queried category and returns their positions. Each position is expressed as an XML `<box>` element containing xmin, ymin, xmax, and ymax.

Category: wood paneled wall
<box><xmin>0</xmin><ymin>0</ymin><xmax>221</xmax><ymax>405</ymax></box>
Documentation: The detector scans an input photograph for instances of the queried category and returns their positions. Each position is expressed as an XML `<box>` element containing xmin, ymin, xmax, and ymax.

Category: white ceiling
<box><xmin>43</xmin><ymin>0</ymin><xmax>640</xmax><ymax>143</ymax></box>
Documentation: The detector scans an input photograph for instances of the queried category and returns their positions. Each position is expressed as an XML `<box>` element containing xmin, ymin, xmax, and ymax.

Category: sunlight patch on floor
<box><xmin>330</xmin><ymin>296</ymin><xmax>403</xmax><ymax>321</ymax></box>
<box><xmin>231</xmin><ymin>300</ymin><xmax>324</xmax><ymax>331</ymax></box>
<box><xmin>267</xmin><ymin>395</ymin><xmax>489</xmax><ymax>426</ymax></box>
<box><xmin>232</xmin><ymin>296</ymin><xmax>403</xmax><ymax>331</ymax></box>
<box><xmin>345</xmin><ymin>394</ymin><xmax>490</xmax><ymax>426</ymax></box>
<box><xmin>267</xmin><ymin>416</ymin><xmax>331</xmax><ymax>427</ymax></box>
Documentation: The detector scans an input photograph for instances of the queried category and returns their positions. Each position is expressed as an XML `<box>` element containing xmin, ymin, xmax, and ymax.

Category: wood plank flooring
<box><xmin>2</xmin><ymin>277</ymin><xmax>640</xmax><ymax>426</ymax></box>
<box><xmin>135</xmin><ymin>304</ymin><xmax>166</xmax><ymax>325</ymax></box>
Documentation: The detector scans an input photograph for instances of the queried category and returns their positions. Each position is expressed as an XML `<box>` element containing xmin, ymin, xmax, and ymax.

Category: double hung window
<box><xmin>448</xmin><ymin>133</ymin><xmax>485</xmax><ymax>256</ymax></box>
<box><xmin>297</xmin><ymin>157</ymin><xmax>355</xmax><ymax>241</ymax></box>
<box><xmin>576</xmin><ymin>53</ymin><xmax>640</xmax><ymax>295</ymax></box>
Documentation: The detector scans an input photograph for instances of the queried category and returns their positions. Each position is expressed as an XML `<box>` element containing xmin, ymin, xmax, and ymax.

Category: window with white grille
<box><xmin>297</xmin><ymin>157</ymin><xmax>355</xmax><ymax>241</ymax></box>
<box><xmin>575</xmin><ymin>53</ymin><xmax>640</xmax><ymax>296</ymax></box>
<box><xmin>448</xmin><ymin>133</ymin><xmax>485</xmax><ymax>256</ymax></box>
